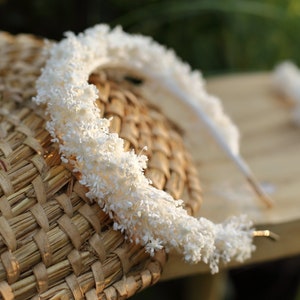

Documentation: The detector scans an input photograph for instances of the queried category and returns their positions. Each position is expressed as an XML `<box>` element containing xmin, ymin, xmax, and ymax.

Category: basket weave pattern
<box><xmin>0</xmin><ymin>32</ymin><xmax>202</xmax><ymax>299</ymax></box>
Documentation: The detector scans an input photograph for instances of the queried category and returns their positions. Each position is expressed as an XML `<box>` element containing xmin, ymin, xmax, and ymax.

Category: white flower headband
<box><xmin>34</xmin><ymin>24</ymin><xmax>258</xmax><ymax>273</ymax></box>
<box><xmin>273</xmin><ymin>61</ymin><xmax>300</xmax><ymax>125</ymax></box>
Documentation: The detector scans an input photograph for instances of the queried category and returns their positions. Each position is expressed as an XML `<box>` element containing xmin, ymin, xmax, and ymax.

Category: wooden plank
<box><xmin>162</xmin><ymin>72</ymin><xmax>300</xmax><ymax>279</ymax></box>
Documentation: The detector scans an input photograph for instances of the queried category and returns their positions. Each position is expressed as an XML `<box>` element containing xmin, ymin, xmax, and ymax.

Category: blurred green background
<box><xmin>1</xmin><ymin>0</ymin><xmax>300</xmax><ymax>76</ymax></box>
<box><xmin>1</xmin><ymin>0</ymin><xmax>300</xmax><ymax>299</ymax></box>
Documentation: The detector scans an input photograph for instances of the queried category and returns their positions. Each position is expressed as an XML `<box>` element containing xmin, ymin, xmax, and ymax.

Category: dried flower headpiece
<box><xmin>34</xmin><ymin>25</ymin><xmax>256</xmax><ymax>273</ymax></box>
<box><xmin>273</xmin><ymin>61</ymin><xmax>300</xmax><ymax>125</ymax></box>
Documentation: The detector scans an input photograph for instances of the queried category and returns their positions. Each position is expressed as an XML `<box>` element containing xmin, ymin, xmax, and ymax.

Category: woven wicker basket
<box><xmin>0</xmin><ymin>32</ymin><xmax>202</xmax><ymax>299</ymax></box>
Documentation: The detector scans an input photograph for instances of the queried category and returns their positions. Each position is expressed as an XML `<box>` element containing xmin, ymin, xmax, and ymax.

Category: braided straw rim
<box><xmin>0</xmin><ymin>31</ymin><xmax>202</xmax><ymax>299</ymax></box>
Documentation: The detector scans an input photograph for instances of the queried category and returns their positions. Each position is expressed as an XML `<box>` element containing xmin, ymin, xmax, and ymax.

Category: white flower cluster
<box><xmin>34</xmin><ymin>25</ymin><xmax>254</xmax><ymax>273</ymax></box>
<box><xmin>273</xmin><ymin>61</ymin><xmax>300</xmax><ymax>125</ymax></box>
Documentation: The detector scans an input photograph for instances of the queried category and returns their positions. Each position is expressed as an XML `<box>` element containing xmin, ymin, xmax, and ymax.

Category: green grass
<box><xmin>1</xmin><ymin>0</ymin><xmax>300</xmax><ymax>75</ymax></box>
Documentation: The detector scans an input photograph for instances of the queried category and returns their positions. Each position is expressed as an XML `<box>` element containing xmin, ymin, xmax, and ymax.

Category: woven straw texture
<box><xmin>0</xmin><ymin>32</ymin><xmax>202</xmax><ymax>299</ymax></box>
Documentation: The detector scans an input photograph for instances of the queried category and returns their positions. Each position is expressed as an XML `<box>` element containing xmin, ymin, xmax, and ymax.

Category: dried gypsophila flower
<box><xmin>33</xmin><ymin>24</ymin><xmax>255</xmax><ymax>273</ymax></box>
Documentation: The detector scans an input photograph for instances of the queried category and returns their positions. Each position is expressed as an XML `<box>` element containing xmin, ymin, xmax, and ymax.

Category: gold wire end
<box><xmin>253</xmin><ymin>230</ymin><xmax>280</xmax><ymax>241</ymax></box>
